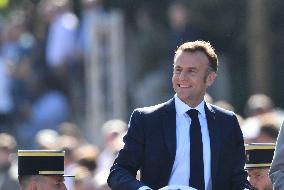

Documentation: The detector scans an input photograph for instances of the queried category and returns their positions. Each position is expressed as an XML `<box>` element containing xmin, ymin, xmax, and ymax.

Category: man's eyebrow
<box><xmin>174</xmin><ymin>65</ymin><xmax>197</xmax><ymax>70</ymax></box>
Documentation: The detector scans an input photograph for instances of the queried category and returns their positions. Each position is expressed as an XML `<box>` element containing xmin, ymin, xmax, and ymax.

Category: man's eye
<box><xmin>174</xmin><ymin>69</ymin><xmax>181</xmax><ymax>73</ymax></box>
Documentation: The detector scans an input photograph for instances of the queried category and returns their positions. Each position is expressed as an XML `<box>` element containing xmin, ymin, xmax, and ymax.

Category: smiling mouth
<box><xmin>178</xmin><ymin>84</ymin><xmax>191</xmax><ymax>88</ymax></box>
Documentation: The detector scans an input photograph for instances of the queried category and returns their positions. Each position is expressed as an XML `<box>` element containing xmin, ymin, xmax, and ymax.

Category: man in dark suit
<box><xmin>107</xmin><ymin>40</ymin><xmax>251</xmax><ymax>190</ymax></box>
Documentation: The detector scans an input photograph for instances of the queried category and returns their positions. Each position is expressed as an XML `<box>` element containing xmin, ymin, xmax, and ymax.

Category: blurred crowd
<box><xmin>1</xmin><ymin>93</ymin><xmax>283</xmax><ymax>190</ymax></box>
<box><xmin>0</xmin><ymin>0</ymin><xmax>84</xmax><ymax>146</ymax></box>
<box><xmin>0</xmin><ymin>0</ymin><xmax>284</xmax><ymax>190</ymax></box>
<box><xmin>0</xmin><ymin>119</ymin><xmax>127</xmax><ymax>190</ymax></box>
<box><xmin>210</xmin><ymin>93</ymin><xmax>283</xmax><ymax>144</ymax></box>
<box><xmin>0</xmin><ymin>0</ymin><xmax>205</xmax><ymax>147</ymax></box>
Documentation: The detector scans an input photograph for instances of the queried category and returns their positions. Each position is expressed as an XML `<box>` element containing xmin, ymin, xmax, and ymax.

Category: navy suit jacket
<box><xmin>108</xmin><ymin>98</ymin><xmax>251</xmax><ymax>190</ymax></box>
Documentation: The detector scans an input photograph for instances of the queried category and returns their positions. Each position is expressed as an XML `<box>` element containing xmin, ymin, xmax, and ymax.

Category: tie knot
<box><xmin>186</xmin><ymin>109</ymin><xmax>199</xmax><ymax>119</ymax></box>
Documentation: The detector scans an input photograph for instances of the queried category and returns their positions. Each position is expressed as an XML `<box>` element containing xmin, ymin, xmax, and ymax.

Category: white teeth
<box><xmin>179</xmin><ymin>84</ymin><xmax>189</xmax><ymax>88</ymax></box>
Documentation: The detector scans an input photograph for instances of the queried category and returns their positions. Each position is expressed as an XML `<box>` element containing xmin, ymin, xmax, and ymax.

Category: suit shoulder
<box><xmin>134</xmin><ymin>99</ymin><xmax>173</xmax><ymax>115</ymax></box>
<box><xmin>135</xmin><ymin>102</ymin><xmax>168</xmax><ymax>114</ymax></box>
<box><xmin>210</xmin><ymin>103</ymin><xmax>236</xmax><ymax>117</ymax></box>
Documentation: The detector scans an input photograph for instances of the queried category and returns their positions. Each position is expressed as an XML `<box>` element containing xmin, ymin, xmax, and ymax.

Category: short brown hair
<box><xmin>174</xmin><ymin>40</ymin><xmax>218</xmax><ymax>72</ymax></box>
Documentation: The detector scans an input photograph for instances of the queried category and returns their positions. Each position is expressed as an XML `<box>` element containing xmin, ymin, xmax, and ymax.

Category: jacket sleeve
<box><xmin>269</xmin><ymin>121</ymin><xmax>284</xmax><ymax>190</ymax></box>
<box><xmin>107</xmin><ymin>109</ymin><xmax>147</xmax><ymax>190</ymax></box>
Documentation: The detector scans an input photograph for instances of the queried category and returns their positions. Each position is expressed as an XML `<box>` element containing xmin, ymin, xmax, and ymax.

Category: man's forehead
<box><xmin>174</xmin><ymin>51</ymin><xmax>209</xmax><ymax>63</ymax></box>
<box><xmin>248</xmin><ymin>168</ymin><xmax>269</xmax><ymax>174</ymax></box>
<box><xmin>43</xmin><ymin>175</ymin><xmax>65</xmax><ymax>181</ymax></box>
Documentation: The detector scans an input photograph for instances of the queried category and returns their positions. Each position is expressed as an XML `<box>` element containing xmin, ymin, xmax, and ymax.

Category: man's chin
<box><xmin>177</xmin><ymin>96</ymin><xmax>190</xmax><ymax>104</ymax></box>
<box><xmin>176</xmin><ymin>93</ymin><xmax>191</xmax><ymax>101</ymax></box>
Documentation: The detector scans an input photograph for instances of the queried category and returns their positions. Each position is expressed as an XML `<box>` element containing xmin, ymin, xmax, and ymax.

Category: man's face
<box><xmin>36</xmin><ymin>176</ymin><xmax>67</xmax><ymax>190</ymax></box>
<box><xmin>172</xmin><ymin>51</ymin><xmax>216</xmax><ymax>107</ymax></box>
<box><xmin>248</xmin><ymin>168</ymin><xmax>272</xmax><ymax>190</ymax></box>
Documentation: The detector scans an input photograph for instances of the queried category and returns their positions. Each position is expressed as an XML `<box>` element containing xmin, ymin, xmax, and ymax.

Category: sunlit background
<box><xmin>0</xmin><ymin>0</ymin><xmax>284</xmax><ymax>189</ymax></box>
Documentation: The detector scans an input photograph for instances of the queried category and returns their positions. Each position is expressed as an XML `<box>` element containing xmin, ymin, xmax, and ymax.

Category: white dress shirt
<box><xmin>168</xmin><ymin>95</ymin><xmax>212</xmax><ymax>190</ymax></box>
<box><xmin>138</xmin><ymin>95</ymin><xmax>212</xmax><ymax>190</ymax></box>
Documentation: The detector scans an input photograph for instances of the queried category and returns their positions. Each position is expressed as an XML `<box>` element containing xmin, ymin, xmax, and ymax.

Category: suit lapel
<box><xmin>162</xmin><ymin>98</ymin><xmax>177</xmax><ymax>166</ymax></box>
<box><xmin>205</xmin><ymin>103</ymin><xmax>220</xmax><ymax>187</ymax></box>
<box><xmin>161</xmin><ymin>99</ymin><xmax>221</xmax><ymax>186</ymax></box>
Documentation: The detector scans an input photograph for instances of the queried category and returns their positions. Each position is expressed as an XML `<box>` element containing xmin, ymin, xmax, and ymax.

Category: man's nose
<box><xmin>179</xmin><ymin>71</ymin><xmax>188</xmax><ymax>80</ymax></box>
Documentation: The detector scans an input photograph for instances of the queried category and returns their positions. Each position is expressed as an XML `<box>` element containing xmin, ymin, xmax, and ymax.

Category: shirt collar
<box><xmin>174</xmin><ymin>94</ymin><xmax>206</xmax><ymax>118</ymax></box>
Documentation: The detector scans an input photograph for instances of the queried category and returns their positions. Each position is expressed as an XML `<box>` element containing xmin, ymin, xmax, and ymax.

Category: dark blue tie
<box><xmin>187</xmin><ymin>109</ymin><xmax>205</xmax><ymax>190</ymax></box>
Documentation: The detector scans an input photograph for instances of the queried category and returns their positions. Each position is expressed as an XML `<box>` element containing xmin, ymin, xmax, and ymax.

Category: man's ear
<box><xmin>206</xmin><ymin>72</ymin><xmax>217</xmax><ymax>87</ymax></box>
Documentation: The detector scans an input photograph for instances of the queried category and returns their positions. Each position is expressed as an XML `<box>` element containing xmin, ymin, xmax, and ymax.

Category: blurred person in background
<box><xmin>58</xmin><ymin>122</ymin><xmax>85</xmax><ymax>144</ymax></box>
<box><xmin>242</xmin><ymin>94</ymin><xmax>283</xmax><ymax>144</ymax></box>
<box><xmin>56</xmin><ymin>134</ymin><xmax>80</xmax><ymax>190</ymax></box>
<box><xmin>0</xmin><ymin>133</ymin><xmax>19</xmax><ymax>190</ymax></box>
<box><xmin>244</xmin><ymin>94</ymin><xmax>284</xmax><ymax>124</ymax></box>
<box><xmin>270</xmin><ymin>121</ymin><xmax>284</xmax><ymax>189</ymax></box>
<box><xmin>254</xmin><ymin>124</ymin><xmax>279</xmax><ymax>143</ymax></box>
<box><xmin>73</xmin><ymin>144</ymin><xmax>99</xmax><ymax>174</ymax></box>
<box><xmin>0</xmin><ymin>8</ymin><xmax>37</xmax><ymax>135</ymax></box>
<box><xmin>0</xmin><ymin>50</ymin><xmax>14</xmax><ymax>134</ymax></box>
<box><xmin>73</xmin><ymin>166</ymin><xmax>96</xmax><ymax>190</ymax></box>
<box><xmin>73</xmin><ymin>144</ymin><xmax>99</xmax><ymax>190</ymax></box>
<box><xmin>245</xmin><ymin>143</ymin><xmax>274</xmax><ymax>190</ymax></box>
<box><xmin>245</xmin><ymin>94</ymin><xmax>275</xmax><ymax>117</ymax></box>
<box><xmin>14</xmin><ymin>71</ymin><xmax>71</xmax><ymax>149</ymax></box>
<box><xmin>39</xmin><ymin>0</ymin><xmax>78</xmax><ymax>71</ymax></box>
<box><xmin>29</xmin><ymin>72</ymin><xmax>70</xmax><ymax>133</ymax></box>
<box><xmin>0</xmin><ymin>22</ymin><xmax>14</xmax><ymax>133</ymax></box>
<box><xmin>94</xmin><ymin>119</ymin><xmax>126</xmax><ymax>190</ymax></box>
<box><xmin>35</xmin><ymin>129</ymin><xmax>59</xmax><ymax>150</ymax></box>
<box><xmin>38</xmin><ymin>0</ymin><xmax>80</xmax><ymax>118</ymax></box>
<box><xmin>2</xmin><ymin>19</ymin><xmax>37</xmax><ymax>148</ymax></box>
